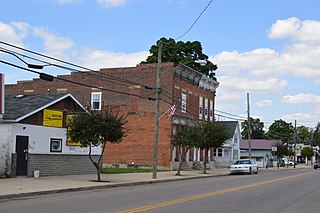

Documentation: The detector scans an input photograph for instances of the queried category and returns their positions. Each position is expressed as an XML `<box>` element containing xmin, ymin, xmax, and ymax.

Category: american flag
<box><xmin>167</xmin><ymin>100</ymin><xmax>180</xmax><ymax>119</ymax></box>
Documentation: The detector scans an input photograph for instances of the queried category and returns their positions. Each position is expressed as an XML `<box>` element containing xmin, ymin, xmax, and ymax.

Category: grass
<box><xmin>102</xmin><ymin>167</ymin><xmax>169</xmax><ymax>174</ymax></box>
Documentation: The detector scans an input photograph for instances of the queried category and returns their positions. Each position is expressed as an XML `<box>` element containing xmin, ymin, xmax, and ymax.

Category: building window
<box><xmin>50</xmin><ymin>138</ymin><xmax>62</xmax><ymax>152</ymax></box>
<box><xmin>91</xmin><ymin>92</ymin><xmax>102</xmax><ymax>110</ymax></box>
<box><xmin>209</xmin><ymin>99</ymin><xmax>213</xmax><ymax>122</ymax></box>
<box><xmin>199</xmin><ymin>96</ymin><xmax>203</xmax><ymax>120</ymax></box>
<box><xmin>204</xmin><ymin>98</ymin><xmax>208</xmax><ymax>121</ymax></box>
<box><xmin>218</xmin><ymin>148</ymin><xmax>223</xmax><ymax>157</ymax></box>
<box><xmin>181</xmin><ymin>93</ymin><xmax>187</xmax><ymax>113</ymax></box>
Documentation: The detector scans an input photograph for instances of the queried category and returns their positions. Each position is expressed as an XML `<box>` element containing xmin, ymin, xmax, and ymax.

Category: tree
<box><xmin>297</xmin><ymin>125</ymin><xmax>311</xmax><ymax>144</ymax></box>
<box><xmin>311</xmin><ymin>123</ymin><xmax>320</xmax><ymax>146</ymax></box>
<box><xmin>141</xmin><ymin>37</ymin><xmax>218</xmax><ymax>78</ymax></box>
<box><xmin>275</xmin><ymin>144</ymin><xmax>289</xmax><ymax>167</ymax></box>
<box><xmin>198</xmin><ymin>122</ymin><xmax>229</xmax><ymax>174</ymax></box>
<box><xmin>172</xmin><ymin>125</ymin><xmax>200</xmax><ymax>176</ymax></box>
<box><xmin>67</xmin><ymin>109</ymin><xmax>127</xmax><ymax>181</ymax></box>
<box><xmin>301</xmin><ymin>147</ymin><xmax>314</xmax><ymax>165</ymax></box>
<box><xmin>241</xmin><ymin>117</ymin><xmax>265</xmax><ymax>139</ymax></box>
<box><xmin>266</xmin><ymin>119</ymin><xmax>294</xmax><ymax>144</ymax></box>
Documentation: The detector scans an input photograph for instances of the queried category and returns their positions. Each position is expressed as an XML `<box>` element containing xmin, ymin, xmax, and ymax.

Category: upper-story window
<box><xmin>181</xmin><ymin>93</ymin><xmax>187</xmax><ymax>113</ymax></box>
<box><xmin>91</xmin><ymin>92</ymin><xmax>102</xmax><ymax>110</ymax></box>
<box><xmin>199</xmin><ymin>96</ymin><xmax>203</xmax><ymax>120</ymax></box>
<box><xmin>209</xmin><ymin>99</ymin><xmax>213</xmax><ymax>122</ymax></box>
<box><xmin>204</xmin><ymin>98</ymin><xmax>208</xmax><ymax>121</ymax></box>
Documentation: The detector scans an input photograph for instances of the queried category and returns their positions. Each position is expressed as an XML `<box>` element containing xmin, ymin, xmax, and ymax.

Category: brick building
<box><xmin>5</xmin><ymin>62</ymin><xmax>219</xmax><ymax>168</ymax></box>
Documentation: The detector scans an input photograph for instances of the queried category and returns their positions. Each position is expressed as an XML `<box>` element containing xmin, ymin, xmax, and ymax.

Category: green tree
<box><xmin>311</xmin><ymin>123</ymin><xmax>320</xmax><ymax>146</ymax></box>
<box><xmin>142</xmin><ymin>37</ymin><xmax>218</xmax><ymax>78</ymax></box>
<box><xmin>198</xmin><ymin>122</ymin><xmax>229</xmax><ymax>174</ymax></box>
<box><xmin>297</xmin><ymin>125</ymin><xmax>311</xmax><ymax>144</ymax></box>
<box><xmin>172</xmin><ymin>125</ymin><xmax>200</xmax><ymax>176</ymax></box>
<box><xmin>67</xmin><ymin>109</ymin><xmax>127</xmax><ymax>181</ymax></box>
<box><xmin>266</xmin><ymin>119</ymin><xmax>294</xmax><ymax>144</ymax></box>
<box><xmin>275</xmin><ymin>144</ymin><xmax>289</xmax><ymax>167</ymax></box>
<box><xmin>241</xmin><ymin>117</ymin><xmax>265</xmax><ymax>139</ymax></box>
<box><xmin>301</xmin><ymin>147</ymin><xmax>314</xmax><ymax>165</ymax></box>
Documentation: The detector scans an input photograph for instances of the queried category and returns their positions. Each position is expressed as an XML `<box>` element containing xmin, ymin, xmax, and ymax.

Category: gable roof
<box><xmin>240</xmin><ymin>139</ymin><xmax>282</xmax><ymax>150</ymax></box>
<box><xmin>217</xmin><ymin>121</ymin><xmax>239</xmax><ymax>138</ymax></box>
<box><xmin>3</xmin><ymin>93</ymin><xmax>85</xmax><ymax>122</ymax></box>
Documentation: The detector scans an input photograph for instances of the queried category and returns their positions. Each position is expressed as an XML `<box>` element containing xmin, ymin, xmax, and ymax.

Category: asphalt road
<box><xmin>0</xmin><ymin>168</ymin><xmax>319</xmax><ymax>213</ymax></box>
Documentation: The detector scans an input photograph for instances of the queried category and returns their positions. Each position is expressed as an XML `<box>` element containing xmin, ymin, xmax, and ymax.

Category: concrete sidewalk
<box><xmin>0</xmin><ymin>169</ymin><xmax>230</xmax><ymax>200</ymax></box>
<box><xmin>0</xmin><ymin>165</ymin><xmax>311</xmax><ymax>200</ymax></box>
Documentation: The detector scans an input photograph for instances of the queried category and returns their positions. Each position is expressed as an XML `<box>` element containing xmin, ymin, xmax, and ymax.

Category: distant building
<box><xmin>240</xmin><ymin>139</ymin><xmax>282</xmax><ymax>167</ymax></box>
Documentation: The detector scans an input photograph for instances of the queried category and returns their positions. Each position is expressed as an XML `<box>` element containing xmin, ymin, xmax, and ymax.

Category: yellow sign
<box><xmin>43</xmin><ymin>109</ymin><xmax>63</xmax><ymax>127</ymax></box>
<box><xmin>66</xmin><ymin>114</ymin><xmax>81</xmax><ymax>146</ymax></box>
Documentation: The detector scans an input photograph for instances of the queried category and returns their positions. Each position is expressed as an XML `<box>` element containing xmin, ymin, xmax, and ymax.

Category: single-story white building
<box><xmin>0</xmin><ymin>93</ymin><xmax>101</xmax><ymax>177</ymax></box>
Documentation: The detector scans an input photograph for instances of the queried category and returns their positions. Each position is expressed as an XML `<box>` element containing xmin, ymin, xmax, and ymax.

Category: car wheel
<box><xmin>314</xmin><ymin>166</ymin><xmax>317</xmax><ymax>169</ymax></box>
<box><xmin>248</xmin><ymin>167</ymin><xmax>252</xmax><ymax>175</ymax></box>
<box><xmin>255</xmin><ymin>168</ymin><xmax>258</xmax><ymax>174</ymax></box>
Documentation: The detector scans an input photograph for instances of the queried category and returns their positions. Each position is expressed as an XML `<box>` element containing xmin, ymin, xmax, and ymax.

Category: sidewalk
<box><xmin>0</xmin><ymin>169</ymin><xmax>229</xmax><ymax>200</ymax></box>
<box><xmin>0</xmin><ymin>165</ymin><xmax>310</xmax><ymax>200</ymax></box>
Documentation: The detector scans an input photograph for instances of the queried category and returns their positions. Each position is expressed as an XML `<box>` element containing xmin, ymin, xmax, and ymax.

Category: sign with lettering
<box><xmin>66</xmin><ymin>114</ymin><xmax>81</xmax><ymax>146</ymax></box>
<box><xmin>43</xmin><ymin>109</ymin><xmax>63</xmax><ymax>127</ymax></box>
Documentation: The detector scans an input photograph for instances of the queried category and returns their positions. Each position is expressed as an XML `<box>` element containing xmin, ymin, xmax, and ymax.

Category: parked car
<box><xmin>314</xmin><ymin>160</ymin><xmax>320</xmax><ymax>169</ymax></box>
<box><xmin>284</xmin><ymin>160</ymin><xmax>296</xmax><ymax>166</ymax></box>
<box><xmin>229</xmin><ymin>159</ymin><xmax>258</xmax><ymax>175</ymax></box>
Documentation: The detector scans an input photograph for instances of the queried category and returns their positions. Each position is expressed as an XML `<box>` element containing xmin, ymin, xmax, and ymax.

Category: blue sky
<box><xmin>1</xmin><ymin>0</ymin><xmax>320</xmax><ymax>130</ymax></box>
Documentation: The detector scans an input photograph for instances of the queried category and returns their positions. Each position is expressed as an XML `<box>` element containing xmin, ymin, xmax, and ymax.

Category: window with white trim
<box><xmin>199</xmin><ymin>96</ymin><xmax>203</xmax><ymax>120</ymax></box>
<box><xmin>181</xmin><ymin>93</ymin><xmax>187</xmax><ymax>113</ymax></box>
<box><xmin>50</xmin><ymin>138</ymin><xmax>62</xmax><ymax>152</ymax></box>
<box><xmin>204</xmin><ymin>98</ymin><xmax>208</xmax><ymax>121</ymax></box>
<box><xmin>91</xmin><ymin>92</ymin><xmax>102</xmax><ymax>110</ymax></box>
<box><xmin>209</xmin><ymin>99</ymin><xmax>213</xmax><ymax>122</ymax></box>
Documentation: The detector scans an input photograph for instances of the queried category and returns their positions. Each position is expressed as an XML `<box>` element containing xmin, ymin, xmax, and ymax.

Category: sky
<box><xmin>1</xmin><ymin>0</ymin><xmax>320</xmax><ymax>130</ymax></box>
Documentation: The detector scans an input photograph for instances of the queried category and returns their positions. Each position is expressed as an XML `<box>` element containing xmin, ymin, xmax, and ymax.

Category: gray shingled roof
<box><xmin>217</xmin><ymin>121</ymin><xmax>239</xmax><ymax>139</ymax></box>
<box><xmin>3</xmin><ymin>93</ymin><xmax>68</xmax><ymax>121</ymax></box>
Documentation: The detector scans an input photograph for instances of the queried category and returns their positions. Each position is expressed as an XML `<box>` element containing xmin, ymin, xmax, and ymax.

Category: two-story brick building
<box><xmin>5</xmin><ymin>62</ymin><xmax>219</xmax><ymax>168</ymax></box>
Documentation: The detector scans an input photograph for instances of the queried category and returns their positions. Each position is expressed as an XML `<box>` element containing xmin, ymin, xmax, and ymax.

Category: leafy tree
<box><xmin>142</xmin><ymin>37</ymin><xmax>218</xmax><ymax>78</ymax></box>
<box><xmin>198</xmin><ymin>122</ymin><xmax>229</xmax><ymax>174</ymax></box>
<box><xmin>67</xmin><ymin>109</ymin><xmax>127</xmax><ymax>181</ymax></box>
<box><xmin>301</xmin><ymin>147</ymin><xmax>314</xmax><ymax>165</ymax></box>
<box><xmin>241</xmin><ymin>117</ymin><xmax>265</xmax><ymax>139</ymax></box>
<box><xmin>275</xmin><ymin>144</ymin><xmax>289</xmax><ymax>168</ymax></box>
<box><xmin>266</xmin><ymin>119</ymin><xmax>294</xmax><ymax>144</ymax></box>
<box><xmin>311</xmin><ymin>123</ymin><xmax>320</xmax><ymax>146</ymax></box>
<box><xmin>172</xmin><ymin>125</ymin><xmax>200</xmax><ymax>176</ymax></box>
<box><xmin>297</xmin><ymin>125</ymin><xmax>311</xmax><ymax>144</ymax></box>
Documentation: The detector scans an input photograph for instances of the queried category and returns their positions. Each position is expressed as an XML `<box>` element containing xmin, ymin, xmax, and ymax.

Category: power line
<box><xmin>175</xmin><ymin>0</ymin><xmax>214</xmax><ymax>40</ymax></box>
<box><xmin>0</xmin><ymin>41</ymin><xmax>155</xmax><ymax>90</ymax></box>
<box><xmin>0</xmin><ymin>59</ymin><xmax>154</xmax><ymax>100</ymax></box>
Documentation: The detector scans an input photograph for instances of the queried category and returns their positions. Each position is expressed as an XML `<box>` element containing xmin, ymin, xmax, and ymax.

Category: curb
<box><xmin>0</xmin><ymin>173</ymin><xmax>229</xmax><ymax>201</ymax></box>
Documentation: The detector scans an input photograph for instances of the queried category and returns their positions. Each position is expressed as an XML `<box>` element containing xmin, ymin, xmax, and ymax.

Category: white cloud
<box><xmin>219</xmin><ymin>76</ymin><xmax>288</xmax><ymax>93</ymax></box>
<box><xmin>32</xmin><ymin>27</ymin><xmax>74</xmax><ymax>60</ymax></box>
<box><xmin>256</xmin><ymin>100</ymin><xmax>273</xmax><ymax>108</ymax></box>
<box><xmin>281</xmin><ymin>93</ymin><xmax>320</xmax><ymax>104</ymax></box>
<box><xmin>77</xmin><ymin>48</ymin><xmax>149</xmax><ymax>70</ymax></box>
<box><xmin>281</xmin><ymin>112</ymin><xmax>318</xmax><ymax>127</ymax></box>
<box><xmin>0</xmin><ymin>22</ymin><xmax>29</xmax><ymax>48</ymax></box>
<box><xmin>97</xmin><ymin>0</ymin><xmax>127</xmax><ymax>7</ymax></box>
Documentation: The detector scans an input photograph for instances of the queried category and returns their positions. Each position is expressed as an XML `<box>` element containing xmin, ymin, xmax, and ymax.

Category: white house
<box><xmin>0</xmin><ymin>93</ymin><xmax>101</xmax><ymax>177</ymax></box>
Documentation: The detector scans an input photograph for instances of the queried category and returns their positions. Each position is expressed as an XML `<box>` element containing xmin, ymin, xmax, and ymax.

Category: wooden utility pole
<box><xmin>247</xmin><ymin>93</ymin><xmax>251</xmax><ymax>159</ymax></box>
<box><xmin>294</xmin><ymin>120</ymin><xmax>297</xmax><ymax>168</ymax></box>
<box><xmin>153</xmin><ymin>41</ymin><xmax>163</xmax><ymax>179</ymax></box>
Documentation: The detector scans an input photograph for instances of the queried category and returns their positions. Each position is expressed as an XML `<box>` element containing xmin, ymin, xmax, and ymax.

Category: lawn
<box><xmin>102</xmin><ymin>167</ymin><xmax>168</xmax><ymax>174</ymax></box>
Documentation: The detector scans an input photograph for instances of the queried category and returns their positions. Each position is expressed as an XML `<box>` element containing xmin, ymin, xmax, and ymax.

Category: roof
<box><xmin>3</xmin><ymin>93</ymin><xmax>84</xmax><ymax>121</ymax></box>
<box><xmin>240</xmin><ymin>139</ymin><xmax>282</xmax><ymax>150</ymax></box>
<box><xmin>217</xmin><ymin>121</ymin><xmax>239</xmax><ymax>139</ymax></box>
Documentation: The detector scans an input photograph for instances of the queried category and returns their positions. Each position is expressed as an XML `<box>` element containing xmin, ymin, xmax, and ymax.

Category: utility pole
<box><xmin>294</xmin><ymin>119</ymin><xmax>297</xmax><ymax>168</ymax></box>
<box><xmin>153</xmin><ymin>41</ymin><xmax>163</xmax><ymax>179</ymax></box>
<box><xmin>247</xmin><ymin>93</ymin><xmax>251</xmax><ymax>159</ymax></box>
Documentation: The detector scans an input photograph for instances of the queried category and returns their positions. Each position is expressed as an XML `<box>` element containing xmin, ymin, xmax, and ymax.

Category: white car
<box><xmin>229</xmin><ymin>159</ymin><xmax>258</xmax><ymax>175</ymax></box>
